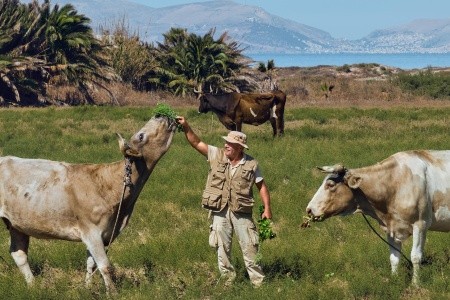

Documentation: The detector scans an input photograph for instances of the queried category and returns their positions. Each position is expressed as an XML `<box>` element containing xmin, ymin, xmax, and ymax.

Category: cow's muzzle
<box><xmin>305</xmin><ymin>209</ymin><xmax>325</xmax><ymax>222</ymax></box>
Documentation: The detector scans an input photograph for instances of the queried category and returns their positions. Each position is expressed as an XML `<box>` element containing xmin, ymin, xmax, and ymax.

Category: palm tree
<box><xmin>148</xmin><ymin>27</ymin><xmax>253</xmax><ymax>96</ymax></box>
<box><xmin>1</xmin><ymin>0</ymin><xmax>117</xmax><ymax>106</ymax></box>
<box><xmin>257</xmin><ymin>59</ymin><xmax>279</xmax><ymax>91</ymax></box>
<box><xmin>42</xmin><ymin>1</ymin><xmax>117</xmax><ymax>104</ymax></box>
<box><xmin>0</xmin><ymin>0</ymin><xmax>50</xmax><ymax>105</ymax></box>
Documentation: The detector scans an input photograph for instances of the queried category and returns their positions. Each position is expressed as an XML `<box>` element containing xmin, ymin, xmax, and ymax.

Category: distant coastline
<box><xmin>247</xmin><ymin>53</ymin><xmax>450</xmax><ymax>70</ymax></box>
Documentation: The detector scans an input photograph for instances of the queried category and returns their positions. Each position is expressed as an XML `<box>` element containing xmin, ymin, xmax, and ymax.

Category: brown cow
<box><xmin>0</xmin><ymin>116</ymin><xmax>177</xmax><ymax>293</ymax></box>
<box><xmin>197</xmin><ymin>90</ymin><xmax>286</xmax><ymax>136</ymax></box>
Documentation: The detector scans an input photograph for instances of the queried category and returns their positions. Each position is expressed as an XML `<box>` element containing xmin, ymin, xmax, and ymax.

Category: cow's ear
<box><xmin>346</xmin><ymin>174</ymin><xmax>362</xmax><ymax>189</ymax></box>
<box><xmin>125</xmin><ymin>148</ymin><xmax>142</xmax><ymax>157</ymax></box>
<box><xmin>117</xmin><ymin>133</ymin><xmax>142</xmax><ymax>157</ymax></box>
<box><xmin>117</xmin><ymin>133</ymin><xmax>129</xmax><ymax>156</ymax></box>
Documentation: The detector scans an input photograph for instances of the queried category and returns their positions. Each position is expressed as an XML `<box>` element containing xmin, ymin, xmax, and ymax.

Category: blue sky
<box><xmin>130</xmin><ymin>0</ymin><xmax>450</xmax><ymax>39</ymax></box>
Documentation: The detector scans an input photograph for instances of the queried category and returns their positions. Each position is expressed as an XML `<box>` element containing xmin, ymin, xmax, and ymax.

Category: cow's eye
<box><xmin>138</xmin><ymin>133</ymin><xmax>144</xmax><ymax>142</ymax></box>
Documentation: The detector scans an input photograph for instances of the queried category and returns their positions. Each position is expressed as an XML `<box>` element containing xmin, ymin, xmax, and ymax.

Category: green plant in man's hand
<box><xmin>255</xmin><ymin>205</ymin><xmax>276</xmax><ymax>264</ymax></box>
<box><xmin>152</xmin><ymin>103</ymin><xmax>183</xmax><ymax>132</ymax></box>
<box><xmin>257</xmin><ymin>205</ymin><xmax>276</xmax><ymax>242</ymax></box>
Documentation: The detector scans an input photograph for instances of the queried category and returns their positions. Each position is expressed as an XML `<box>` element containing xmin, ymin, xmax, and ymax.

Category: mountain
<box><xmin>348</xmin><ymin>19</ymin><xmax>450</xmax><ymax>53</ymax></box>
<box><xmin>44</xmin><ymin>0</ymin><xmax>450</xmax><ymax>54</ymax></box>
<box><xmin>143</xmin><ymin>1</ymin><xmax>336</xmax><ymax>53</ymax></box>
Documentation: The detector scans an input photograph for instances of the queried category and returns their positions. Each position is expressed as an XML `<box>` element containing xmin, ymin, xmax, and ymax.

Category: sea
<box><xmin>247</xmin><ymin>53</ymin><xmax>450</xmax><ymax>70</ymax></box>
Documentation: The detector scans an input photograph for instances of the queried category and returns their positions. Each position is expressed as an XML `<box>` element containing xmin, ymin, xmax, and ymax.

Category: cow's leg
<box><xmin>269</xmin><ymin>118</ymin><xmax>277</xmax><ymax>136</ymax></box>
<box><xmin>387</xmin><ymin>234</ymin><xmax>402</xmax><ymax>275</ymax></box>
<box><xmin>9</xmin><ymin>228</ymin><xmax>34</xmax><ymax>285</ymax></box>
<box><xmin>82</xmin><ymin>233</ymin><xmax>116</xmax><ymax>294</ymax></box>
<box><xmin>217</xmin><ymin>115</ymin><xmax>237</xmax><ymax>131</ymax></box>
<box><xmin>85</xmin><ymin>250</ymin><xmax>97</xmax><ymax>287</ymax></box>
<box><xmin>271</xmin><ymin>104</ymin><xmax>285</xmax><ymax>137</ymax></box>
<box><xmin>277</xmin><ymin>110</ymin><xmax>285</xmax><ymax>136</ymax></box>
<box><xmin>235</xmin><ymin>121</ymin><xmax>242</xmax><ymax>132</ymax></box>
<box><xmin>411</xmin><ymin>221</ymin><xmax>427</xmax><ymax>286</ymax></box>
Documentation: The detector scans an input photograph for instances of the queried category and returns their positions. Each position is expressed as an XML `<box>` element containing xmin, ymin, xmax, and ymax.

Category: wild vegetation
<box><xmin>2</xmin><ymin>1</ymin><xmax>450</xmax><ymax>107</ymax></box>
<box><xmin>0</xmin><ymin>0</ymin><xmax>114</xmax><ymax>106</ymax></box>
<box><xmin>394</xmin><ymin>69</ymin><xmax>450</xmax><ymax>99</ymax></box>
<box><xmin>0</xmin><ymin>106</ymin><xmax>448</xmax><ymax>299</ymax></box>
<box><xmin>0</xmin><ymin>0</ymin><xmax>257</xmax><ymax>106</ymax></box>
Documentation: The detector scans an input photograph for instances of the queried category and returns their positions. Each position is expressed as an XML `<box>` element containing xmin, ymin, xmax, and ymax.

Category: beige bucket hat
<box><xmin>222</xmin><ymin>131</ymin><xmax>249</xmax><ymax>149</ymax></box>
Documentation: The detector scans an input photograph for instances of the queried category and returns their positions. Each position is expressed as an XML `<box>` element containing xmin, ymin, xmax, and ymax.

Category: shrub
<box><xmin>393</xmin><ymin>69</ymin><xmax>450</xmax><ymax>99</ymax></box>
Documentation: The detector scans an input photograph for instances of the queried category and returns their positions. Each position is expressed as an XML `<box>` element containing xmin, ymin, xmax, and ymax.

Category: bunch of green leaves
<box><xmin>152</xmin><ymin>103</ymin><xmax>183</xmax><ymax>132</ymax></box>
<box><xmin>257</xmin><ymin>205</ymin><xmax>276</xmax><ymax>242</ymax></box>
<box><xmin>255</xmin><ymin>205</ymin><xmax>276</xmax><ymax>263</ymax></box>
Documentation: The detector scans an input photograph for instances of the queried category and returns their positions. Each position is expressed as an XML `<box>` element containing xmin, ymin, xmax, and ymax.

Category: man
<box><xmin>176</xmin><ymin>116</ymin><xmax>272</xmax><ymax>287</ymax></box>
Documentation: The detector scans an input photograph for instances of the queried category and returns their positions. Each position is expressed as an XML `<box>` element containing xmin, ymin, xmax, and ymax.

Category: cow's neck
<box><xmin>108</xmin><ymin>157</ymin><xmax>155</xmax><ymax>240</ymax></box>
<box><xmin>353</xmin><ymin>167</ymin><xmax>394</xmax><ymax>228</ymax></box>
<box><xmin>208</xmin><ymin>94</ymin><xmax>229</xmax><ymax>111</ymax></box>
<box><xmin>126</xmin><ymin>157</ymin><xmax>154</xmax><ymax>197</ymax></box>
<box><xmin>353</xmin><ymin>188</ymin><xmax>386</xmax><ymax>227</ymax></box>
<box><xmin>211</xmin><ymin>106</ymin><xmax>227</xmax><ymax>116</ymax></box>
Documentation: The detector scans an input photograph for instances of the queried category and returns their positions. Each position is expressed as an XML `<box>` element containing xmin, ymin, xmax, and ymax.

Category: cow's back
<box><xmin>272</xmin><ymin>90</ymin><xmax>287</xmax><ymax>105</ymax></box>
<box><xmin>403</xmin><ymin>150</ymin><xmax>450</xmax><ymax>190</ymax></box>
<box><xmin>0</xmin><ymin>156</ymin><xmax>70</xmax><ymax>192</ymax></box>
<box><xmin>0</xmin><ymin>156</ymin><xmax>80</xmax><ymax>239</ymax></box>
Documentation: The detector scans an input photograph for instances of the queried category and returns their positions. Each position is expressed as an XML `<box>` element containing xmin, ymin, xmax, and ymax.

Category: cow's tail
<box><xmin>272</xmin><ymin>91</ymin><xmax>286</xmax><ymax>136</ymax></box>
<box><xmin>270</xmin><ymin>103</ymin><xmax>277</xmax><ymax>119</ymax></box>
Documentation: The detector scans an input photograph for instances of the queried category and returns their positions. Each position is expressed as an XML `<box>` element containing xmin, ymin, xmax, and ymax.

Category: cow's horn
<box><xmin>317</xmin><ymin>164</ymin><xmax>346</xmax><ymax>174</ymax></box>
<box><xmin>333</xmin><ymin>164</ymin><xmax>346</xmax><ymax>174</ymax></box>
<box><xmin>193</xmin><ymin>84</ymin><xmax>202</xmax><ymax>94</ymax></box>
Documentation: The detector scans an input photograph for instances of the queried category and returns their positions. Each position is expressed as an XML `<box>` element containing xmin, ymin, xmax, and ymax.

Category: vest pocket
<box><xmin>210</xmin><ymin>172</ymin><xmax>226</xmax><ymax>189</ymax></box>
<box><xmin>202</xmin><ymin>191</ymin><xmax>222</xmax><ymax>210</ymax></box>
<box><xmin>231</xmin><ymin>197</ymin><xmax>254</xmax><ymax>214</ymax></box>
<box><xmin>241</xmin><ymin>167</ymin><xmax>254</xmax><ymax>181</ymax></box>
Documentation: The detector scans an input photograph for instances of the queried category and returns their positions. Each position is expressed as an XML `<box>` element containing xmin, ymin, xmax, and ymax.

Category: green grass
<box><xmin>0</xmin><ymin>106</ymin><xmax>449</xmax><ymax>299</ymax></box>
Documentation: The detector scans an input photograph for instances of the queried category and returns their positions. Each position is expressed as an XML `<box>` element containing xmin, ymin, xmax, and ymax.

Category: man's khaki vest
<box><xmin>201</xmin><ymin>149</ymin><xmax>257</xmax><ymax>214</ymax></box>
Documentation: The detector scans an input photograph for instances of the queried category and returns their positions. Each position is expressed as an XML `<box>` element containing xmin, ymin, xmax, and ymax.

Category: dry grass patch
<box><xmin>276</xmin><ymin>65</ymin><xmax>450</xmax><ymax>108</ymax></box>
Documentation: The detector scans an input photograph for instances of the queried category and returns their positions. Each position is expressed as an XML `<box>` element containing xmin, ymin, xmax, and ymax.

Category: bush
<box><xmin>393</xmin><ymin>69</ymin><xmax>450</xmax><ymax>99</ymax></box>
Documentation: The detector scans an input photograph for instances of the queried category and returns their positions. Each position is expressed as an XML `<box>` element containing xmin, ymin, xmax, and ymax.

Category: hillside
<box><xmin>349</xmin><ymin>19</ymin><xmax>450</xmax><ymax>53</ymax></box>
<box><xmin>47</xmin><ymin>0</ymin><xmax>450</xmax><ymax>54</ymax></box>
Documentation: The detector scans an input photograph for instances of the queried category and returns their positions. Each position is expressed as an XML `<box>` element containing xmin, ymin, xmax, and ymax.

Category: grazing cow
<box><xmin>0</xmin><ymin>116</ymin><xmax>177</xmax><ymax>293</ymax></box>
<box><xmin>197</xmin><ymin>90</ymin><xmax>287</xmax><ymax>136</ymax></box>
<box><xmin>306</xmin><ymin>150</ymin><xmax>450</xmax><ymax>285</ymax></box>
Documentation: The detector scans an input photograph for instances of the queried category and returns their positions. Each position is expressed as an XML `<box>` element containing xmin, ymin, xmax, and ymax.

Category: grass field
<box><xmin>0</xmin><ymin>106</ymin><xmax>448</xmax><ymax>299</ymax></box>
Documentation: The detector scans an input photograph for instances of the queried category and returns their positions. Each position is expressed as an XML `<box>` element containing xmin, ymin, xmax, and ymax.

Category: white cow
<box><xmin>0</xmin><ymin>116</ymin><xmax>177</xmax><ymax>293</ymax></box>
<box><xmin>306</xmin><ymin>150</ymin><xmax>450</xmax><ymax>285</ymax></box>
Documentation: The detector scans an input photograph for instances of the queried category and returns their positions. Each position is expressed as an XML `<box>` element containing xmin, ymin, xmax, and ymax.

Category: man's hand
<box><xmin>175</xmin><ymin>116</ymin><xmax>186</xmax><ymax>127</ymax></box>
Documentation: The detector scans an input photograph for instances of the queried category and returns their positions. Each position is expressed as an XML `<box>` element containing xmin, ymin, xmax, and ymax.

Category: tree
<box><xmin>99</xmin><ymin>19</ymin><xmax>157</xmax><ymax>90</ymax></box>
<box><xmin>0</xmin><ymin>0</ymin><xmax>50</xmax><ymax>105</ymax></box>
<box><xmin>257</xmin><ymin>59</ymin><xmax>279</xmax><ymax>91</ymax></box>
<box><xmin>148</xmin><ymin>27</ymin><xmax>254</xmax><ymax>96</ymax></box>
<box><xmin>42</xmin><ymin>1</ymin><xmax>116</xmax><ymax>104</ymax></box>
<box><xmin>0</xmin><ymin>0</ymin><xmax>117</xmax><ymax>106</ymax></box>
